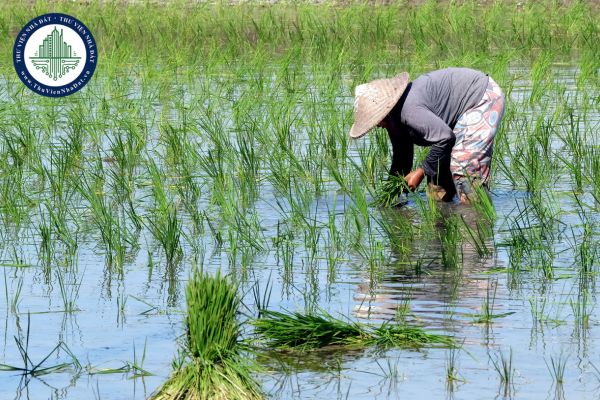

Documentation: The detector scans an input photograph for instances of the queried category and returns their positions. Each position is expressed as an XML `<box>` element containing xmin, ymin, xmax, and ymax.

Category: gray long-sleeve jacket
<box><xmin>389</xmin><ymin>67</ymin><xmax>489</xmax><ymax>180</ymax></box>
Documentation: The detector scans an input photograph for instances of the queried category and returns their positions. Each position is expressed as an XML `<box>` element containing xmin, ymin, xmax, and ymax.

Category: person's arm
<box><xmin>387</xmin><ymin>121</ymin><xmax>414</xmax><ymax>176</ymax></box>
<box><xmin>404</xmin><ymin>106</ymin><xmax>456</xmax><ymax>182</ymax></box>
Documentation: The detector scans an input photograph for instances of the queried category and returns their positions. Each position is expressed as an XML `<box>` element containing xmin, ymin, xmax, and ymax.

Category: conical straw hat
<box><xmin>349</xmin><ymin>72</ymin><xmax>410</xmax><ymax>139</ymax></box>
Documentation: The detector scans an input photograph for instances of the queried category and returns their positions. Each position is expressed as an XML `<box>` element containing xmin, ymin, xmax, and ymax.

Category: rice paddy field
<box><xmin>0</xmin><ymin>0</ymin><xmax>599</xmax><ymax>398</ymax></box>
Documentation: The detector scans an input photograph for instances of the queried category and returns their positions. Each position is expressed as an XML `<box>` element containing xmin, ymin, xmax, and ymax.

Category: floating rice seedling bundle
<box><xmin>372</xmin><ymin>322</ymin><xmax>456</xmax><ymax>349</ymax></box>
<box><xmin>151</xmin><ymin>271</ymin><xmax>262</xmax><ymax>400</ymax></box>
<box><xmin>252</xmin><ymin>310</ymin><xmax>366</xmax><ymax>350</ymax></box>
<box><xmin>253</xmin><ymin>309</ymin><xmax>455</xmax><ymax>351</ymax></box>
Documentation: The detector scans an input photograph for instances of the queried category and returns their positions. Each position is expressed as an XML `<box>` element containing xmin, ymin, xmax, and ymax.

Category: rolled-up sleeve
<box><xmin>403</xmin><ymin>106</ymin><xmax>455</xmax><ymax>178</ymax></box>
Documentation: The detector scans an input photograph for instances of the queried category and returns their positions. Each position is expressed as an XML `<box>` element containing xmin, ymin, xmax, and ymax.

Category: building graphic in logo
<box><xmin>30</xmin><ymin>27</ymin><xmax>81</xmax><ymax>81</ymax></box>
<box><xmin>13</xmin><ymin>13</ymin><xmax>97</xmax><ymax>97</ymax></box>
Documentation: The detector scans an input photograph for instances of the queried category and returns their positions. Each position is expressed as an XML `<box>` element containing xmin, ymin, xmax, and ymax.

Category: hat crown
<box><xmin>354</xmin><ymin>83</ymin><xmax>387</xmax><ymax>111</ymax></box>
<box><xmin>349</xmin><ymin>72</ymin><xmax>410</xmax><ymax>139</ymax></box>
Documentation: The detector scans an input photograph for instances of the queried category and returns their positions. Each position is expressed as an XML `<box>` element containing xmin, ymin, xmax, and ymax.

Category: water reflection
<box><xmin>354</xmin><ymin>200</ymin><xmax>501</xmax><ymax>328</ymax></box>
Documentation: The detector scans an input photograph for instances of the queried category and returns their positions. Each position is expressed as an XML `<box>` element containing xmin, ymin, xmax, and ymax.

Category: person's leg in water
<box><xmin>450</xmin><ymin>76</ymin><xmax>505</xmax><ymax>203</ymax></box>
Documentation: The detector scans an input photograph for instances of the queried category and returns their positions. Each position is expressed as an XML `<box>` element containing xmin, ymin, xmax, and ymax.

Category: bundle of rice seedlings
<box><xmin>151</xmin><ymin>271</ymin><xmax>262</xmax><ymax>400</ymax></box>
<box><xmin>253</xmin><ymin>309</ymin><xmax>366</xmax><ymax>350</ymax></box>
<box><xmin>372</xmin><ymin>175</ymin><xmax>409</xmax><ymax>207</ymax></box>
<box><xmin>253</xmin><ymin>309</ymin><xmax>455</xmax><ymax>351</ymax></box>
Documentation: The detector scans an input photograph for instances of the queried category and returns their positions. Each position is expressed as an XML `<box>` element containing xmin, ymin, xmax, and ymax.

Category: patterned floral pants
<box><xmin>450</xmin><ymin>77</ymin><xmax>505</xmax><ymax>197</ymax></box>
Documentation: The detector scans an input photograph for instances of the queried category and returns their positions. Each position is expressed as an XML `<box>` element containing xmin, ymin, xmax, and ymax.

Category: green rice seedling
<box><xmin>491</xmin><ymin>124</ymin><xmax>516</xmax><ymax>188</ymax></box>
<box><xmin>87</xmin><ymin>357</ymin><xmax>152</xmax><ymax>378</ymax></box>
<box><xmin>500</xmin><ymin>199</ymin><xmax>559</xmax><ymax>280</ymax></box>
<box><xmin>0</xmin><ymin>170</ymin><xmax>28</xmax><ymax>229</ymax></box>
<box><xmin>56</xmin><ymin>267</ymin><xmax>82</xmax><ymax>313</ymax></box>
<box><xmin>556</xmin><ymin>111</ymin><xmax>586</xmax><ymax>193</ymax></box>
<box><xmin>234</xmin><ymin>129</ymin><xmax>261</xmax><ymax>200</ymax></box>
<box><xmin>227</xmin><ymin>229</ymin><xmax>240</xmax><ymax>271</ymax></box>
<box><xmin>43</xmin><ymin>144</ymin><xmax>75</xmax><ymax>207</ymax></box>
<box><xmin>470</xmin><ymin>182</ymin><xmax>496</xmax><ymax>222</ymax></box>
<box><xmin>146</xmin><ymin>157</ymin><xmax>170</xmax><ymax>213</ymax></box>
<box><xmin>394</xmin><ymin>288</ymin><xmax>413</xmax><ymax>323</ymax></box>
<box><xmin>354</xmin><ymin>236</ymin><xmax>386</xmax><ymax>288</ymax></box>
<box><xmin>196</xmin><ymin>147</ymin><xmax>226</xmax><ymax>188</ymax></box>
<box><xmin>43</xmin><ymin>201</ymin><xmax>78</xmax><ymax>254</ymax></box>
<box><xmin>203</xmin><ymin>210</ymin><xmax>223</xmax><ymax>249</ymax></box>
<box><xmin>280</xmin><ymin>237</ymin><xmax>295</xmax><ymax>293</ymax></box>
<box><xmin>324</xmin><ymin>155</ymin><xmax>350</xmax><ymax>194</ymax></box>
<box><xmin>267</xmin><ymin>153</ymin><xmax>293</xmax><ymax>199</ymax></box>
<box><xmin>115</xmin><ymin>340</ymin><xmax>153</xmax><ymax>378</ymax></box>
<box><xmin>106</xmin><ymin>126</ymin><xmax>145</xmax><ymax>229</ymax></box>
<box><xmin>151</xmin><ymin>270</ymin><xmax>262</xmax><ymax>400</ymax></box>
<box><xmin>221</xmin><ymin>197</ymin><xmax>266</xmax><ymax>254</ymax></box>
<box><xmin>144</xmin><ymin>158</ymin><xmax>184</xmax><ymax>266</ymax></box>
<box><xmin>529</xmin><ymin>52</ymin><xmax>553</xmax><ymax>105</ymax></box>
<box><xmin>117</xmin><ymin>291</ymin><xmax>127</xmax><ymax>327</ymax></box>
<box><xmin>172</xmin><ymin>140</ymin><xmax>204</xmax><ymax>234</ymax></box>
<box><xmin>299</xmin><ymin>208</ymin><xmax>323</xmax><ymax>269</ymax></box>
<box><xmin>145</xmin><ymin>204</ymin><xmax>183</xmax><ymax>268</ymax></box>
<box><xmin>511</xmin><ymin>131</ymin><xmax>549</xmax><ymax>194</ymax></box>
<box><xmin>375</xmin><ymin>358</ymin><xmax>401</xmax><ymax>381</ymax></box>
<box><xmin>3</xmin><ymin>269</ymin><xmax>7</xmax><ymax>312</ymax></box>
<box><xmin>0</xmin><ymin>313</ymin><xmax>77</xmax><ymax>376</ymax></box>
<box><xmin>0</xmin><ymin>124</ymin><xmax>36</xmax><ymax>171</ymax></box>
<box><xmin>77</xmin><ymin>175</ymin><xmax>128</xmax><ymax>270</ymax></box>
<box><xmin>5</xmin><ymin>269</ymin><xmax>23</xmax><ymax>315</ymax></box>
<box><xmin>573</xmin><ymin>223</ymin><xmax>597</xmax><ymax>279</ymax></box>
<box><xmin>36</xmin><ymin>211</ymin><xmax>53</xmax><ymax>272</ymax></box>
<box><xmin>319</xmin><ymin>111</ymin><xmax>350</xmax><ymax>191</ymax></box>
<box><xmin>411</xmin><ymin>187</ymin><xmax>441</xmax><ymax>233</ymax></box>
<box><xmin>272</xmin><ymin>180</ymin><xmax>313</xmax><ymax>230</ymax></box>
<box><xmin>570</xmin><ymin>288</ymin><xmax>592</xmax><ymax>331</ymax></box>
<box><xmin>373</xmin><ymin>356</ymin><xmax>402</xmax><ymax>396</ymax></box>
<box><xmin>352</xmin><ymin>177</ymin><xmax>375</xmax><ymax>232</ymax></box>
<box><xmin>460</xmin><ymin>214</ymin><xmax>493</xmax><ymax>258</ymax></box>
<box><xmin>349</xmin><ymin>141</ymin><xmax>380</xmax><ymax>191</ymax></box>
<box><xmin>473</xmin><ymin>280</ymin><xmax>515</xmax><ymax>324</ymax></box>
<box><xmin>528</xmin><ymin>296</ymin><xmax>565</xmax><ymax>328</ymax></box>
<box><xmin>446</xmin><ymin>345</ymin><xmax>465</xmax><ymax>389</ymax></box>
<box><xmin>251</xmin><ymin>273</ymin><xmax>273</xmax><ymax>318</ymax></box>
<box><xmin>545</xmin><ymin>353</ymin><xmax>568</xmax><ymax>385</ymax></box>
<box><xmin>531</xmin><ymin>115</ymin><xmax>553</xmax><ymax>163</ymax></box>
<box><xmin>588</xmin><ymin>147</ymin><xmax>600</xmax><ymax>203</ymax></box>
<box><xmin>490</xmin><ymin>348</ymin><xmax>515</xmax><ymax>397</ymax></box>
<box><xmin>439</xmin><ymin>215</ymin><xmax>462</xmax><ymax>270</ymax></box>
<box><xmin>160</xmin><ymin>122</ymin><xmax>188</xmax><ymax>171</ymax></box>
<box><xmin>374</xmin><ymin>210</ymin><xmax>413</xmax><ymax>258</ymax></box>
<box><xmin>324</xmin><ymin>201</ymin><xmax>344</xmax><ymax>284</ymax></box>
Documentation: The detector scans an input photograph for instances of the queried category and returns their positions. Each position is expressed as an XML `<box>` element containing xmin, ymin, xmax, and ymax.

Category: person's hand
<box><xmin>404</xmin><ymin>168</ymin><xmax>424</xmax><ymax>191</ymax></box>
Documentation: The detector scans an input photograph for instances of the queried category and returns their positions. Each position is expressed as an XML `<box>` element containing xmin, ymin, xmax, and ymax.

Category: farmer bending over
<box><xmin>349</xmin><ymin>67</ymin><xmax>505</xmax><ymax>203</ymax></box>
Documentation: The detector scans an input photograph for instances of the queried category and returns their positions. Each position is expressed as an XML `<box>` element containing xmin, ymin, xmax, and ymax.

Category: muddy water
<box><xmin>1</xmin><ymin>67</ymin><xmax>599</xmax><ymax>399</ymax></box>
